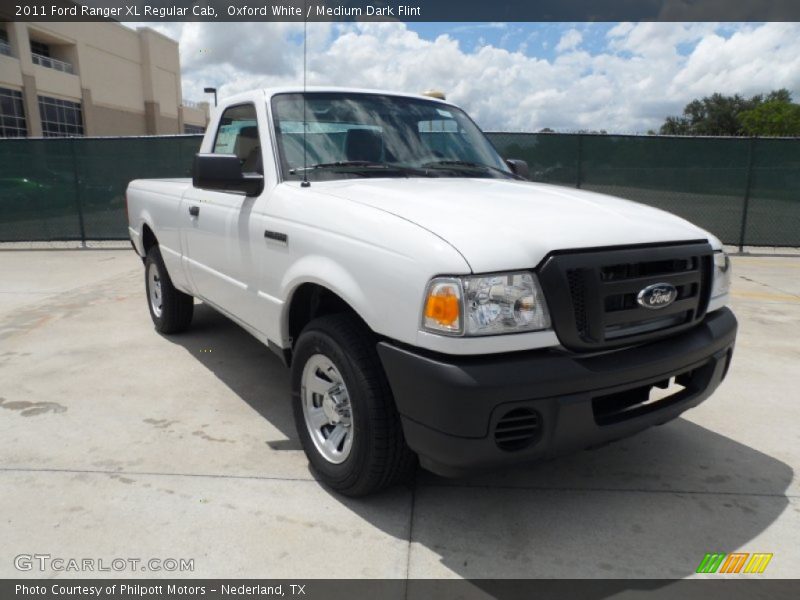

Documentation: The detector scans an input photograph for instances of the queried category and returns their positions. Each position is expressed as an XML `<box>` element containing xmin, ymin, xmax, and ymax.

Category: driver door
<box><xmin>181</xmin><ymin>103</ymin><xmax>262</xmax><ymax>317</ymax></box>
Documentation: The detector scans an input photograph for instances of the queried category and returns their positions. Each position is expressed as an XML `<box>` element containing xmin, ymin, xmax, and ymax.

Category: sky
<box><xmin>127</xmin><ymin>21</ymin><xmax>800</xmax><ymax>133</ymax></box>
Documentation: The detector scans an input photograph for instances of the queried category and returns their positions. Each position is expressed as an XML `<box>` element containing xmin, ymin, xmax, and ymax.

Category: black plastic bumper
<box><xmin>377</xmin><ymin>308</ymin><xmax>737</xmax><ymax>477</ymax></box>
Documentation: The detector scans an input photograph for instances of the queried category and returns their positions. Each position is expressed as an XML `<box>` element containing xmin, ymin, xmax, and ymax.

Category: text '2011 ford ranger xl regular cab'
<box><xmin>127</xmin><ymin>88</ymin><xmax>737</xmax><ymax>496</ymax></box>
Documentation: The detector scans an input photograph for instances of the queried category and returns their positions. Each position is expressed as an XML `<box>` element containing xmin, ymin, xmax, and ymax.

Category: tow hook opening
<box><xmin>591</xmin><ymin>365</ymin><xmax>710</xmax><ymax>426</ymax></box>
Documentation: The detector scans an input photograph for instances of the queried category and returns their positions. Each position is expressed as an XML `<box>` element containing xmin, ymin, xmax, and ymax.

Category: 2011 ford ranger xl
<box><xmin>127</xmin><ymin>88</ymin><xmax>737</xmax><ymax>496</ymax></box>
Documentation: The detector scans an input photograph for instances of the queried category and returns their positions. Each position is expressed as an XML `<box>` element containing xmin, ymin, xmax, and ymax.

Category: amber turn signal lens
<box><xmin>423</xmin><ymin>280</ymin><xmax>462</xmax><ymax>333</ymax></box>
<box><xmin>425</xmin><ymin>289</ymin><xmax>459</xmax><ymax>325</ymax></box>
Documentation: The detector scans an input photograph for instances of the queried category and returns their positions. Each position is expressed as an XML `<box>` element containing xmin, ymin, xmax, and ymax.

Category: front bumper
<box><xmin>377</xmin><ymin>307</ymin><xmax>737</xmax><ymax>477</ymax></box>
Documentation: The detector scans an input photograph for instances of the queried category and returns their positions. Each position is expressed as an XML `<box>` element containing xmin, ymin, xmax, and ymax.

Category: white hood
<box><xmin>311</xmin><ymin>178</ymin><xmax>715</xmax><ymax>273</ymax></box>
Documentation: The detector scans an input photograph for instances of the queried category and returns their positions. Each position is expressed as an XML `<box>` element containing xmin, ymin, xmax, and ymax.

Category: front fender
<box><xmin>280</xmin><ymin>255</ymin><xmax>373</xmax><ymax>342</ymax></box>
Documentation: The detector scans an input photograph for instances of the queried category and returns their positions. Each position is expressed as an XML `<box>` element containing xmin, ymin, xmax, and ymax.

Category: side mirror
<box><xmin>505</xmin><ymin>159</ymin><xmax>530</xmax><ymax>180</ymax></box>
<box><xmin>193</xmin><ymin>154</ymin><xmax>264</xmax><ymax>196</ymax></box>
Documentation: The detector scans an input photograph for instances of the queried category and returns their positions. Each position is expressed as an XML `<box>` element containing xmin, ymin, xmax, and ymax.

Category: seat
<box><xmin>234</xmin><ymin>126</ymin><xmax>262</xmax><ymax>173</ymax></box>
<box><xmin>344</xmin><ymin>129</ymin><xmax>383</xmax><ymax>162</ymax></box>
<box><xmin>242</xmin><ymin>147</ymin><xmax>262</xmax><ymax>174</ymax></box>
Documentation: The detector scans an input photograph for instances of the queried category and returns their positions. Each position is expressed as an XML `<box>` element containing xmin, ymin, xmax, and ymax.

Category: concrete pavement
<box><xmin>0</xmin><ymin>249</ymin><xmax>797</xmax><ymax>581</ymax></box>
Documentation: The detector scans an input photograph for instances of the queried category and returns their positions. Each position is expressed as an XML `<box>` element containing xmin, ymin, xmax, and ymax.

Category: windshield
<box><xmin>270</xmin><ymin>92</ymin><xmax>513</xmax><ymax>181</ymax></box>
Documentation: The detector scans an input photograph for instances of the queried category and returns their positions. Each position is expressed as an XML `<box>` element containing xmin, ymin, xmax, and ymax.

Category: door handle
<box><xmin>189</xmin><ymin>206</ymin><xmax>200</xmax><ymax>217</ymax></box>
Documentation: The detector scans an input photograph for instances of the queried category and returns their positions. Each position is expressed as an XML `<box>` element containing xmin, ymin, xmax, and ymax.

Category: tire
<box><xmin>144</xmin><ymin>245</ymin><xmax>194</xmax><ymax>334</ymax></box>
<box><xmin>291</xmin><ymin>313</ymin><xmax>416</xmax><ymax>496</ymax></box>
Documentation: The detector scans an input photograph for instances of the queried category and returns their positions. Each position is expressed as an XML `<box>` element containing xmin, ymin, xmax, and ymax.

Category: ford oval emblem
<box><xmin>637</xmin><ymin>283</ymin><xmax>677</xmax><ymax>309</ymax></box>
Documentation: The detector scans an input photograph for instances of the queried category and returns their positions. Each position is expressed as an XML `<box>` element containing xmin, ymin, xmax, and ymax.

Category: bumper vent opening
<box><xmin>590</xmin><ymin>361</ymin><xmax>718</xmax><ymax>426</ymax></box>
<box><xmin>494</xmin><ymin>408</ymin><xmax>540</xmax><ymax>452</ymax></box>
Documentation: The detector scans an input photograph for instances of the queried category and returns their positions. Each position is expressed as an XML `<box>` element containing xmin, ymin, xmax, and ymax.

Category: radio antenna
<box><xmin>301</xmin><ymin>1</ymin><xmax>310</xmax><ymax>188</ymax></box>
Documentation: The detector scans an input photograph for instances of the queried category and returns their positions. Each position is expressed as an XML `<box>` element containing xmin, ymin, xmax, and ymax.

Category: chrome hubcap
<box><xmin>148</xmin><ymin>262</ymin><xmax>163</xmax><ymax>318</ymax></box>
<box><xmin>301</xmin><ymin>354</ymin><xmax>354</xmax><ymax>464</ymax></box>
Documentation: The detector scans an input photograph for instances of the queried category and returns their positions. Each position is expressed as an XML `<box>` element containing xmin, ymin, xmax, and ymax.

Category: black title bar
<box><xmin>2</xmin><ymin>0</ymin><xmax>800</xmax><ymax>22</ymax></box>
<box><xmin>3</xmin><ymin>579</ymin><xmax>800</xmax><ymax>600</ymax></box>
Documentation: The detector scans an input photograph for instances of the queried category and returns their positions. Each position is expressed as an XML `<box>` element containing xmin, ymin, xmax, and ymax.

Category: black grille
<box><xmin>567</xmin><ymin>269</ymin><xmax>589</xmax><ymax>338</ymax></box>
<box><xmin>494</xmin><ymin>408</ymin><xmax>540</xmax><ymax>451</ymax></box>
<box><xmin>539</xmin><ymin>242</ymin><xmax>713</xmax><ymax>352</ymax></box>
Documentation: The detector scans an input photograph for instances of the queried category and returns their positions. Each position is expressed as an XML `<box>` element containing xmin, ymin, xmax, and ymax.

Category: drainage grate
<box><xmin>494</xmin><ymin>408</ymin><xmax>540</xmax><ymax>451</ymax></box>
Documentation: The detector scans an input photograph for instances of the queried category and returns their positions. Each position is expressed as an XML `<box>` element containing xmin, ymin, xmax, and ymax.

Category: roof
<box><xmin>221</xmin><ymin>86</ymin><xmax>452</xmax><ymax>106</ymax></box>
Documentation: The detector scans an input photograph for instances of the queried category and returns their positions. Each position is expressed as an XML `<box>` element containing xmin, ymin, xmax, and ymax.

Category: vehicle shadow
<box><xmin>163</xmin><ymin>302</ymin><xmax>300</xmax><ymax>451</ymax></box>
<box><xmin>404</xmin><ymin>416</ymin><xmax>794</xmax><ymax>597</ymax></box>
<box><xmin>169</xmin><ymin>303</ymin><xmax>793</xmax><ymax>598</ymax></box>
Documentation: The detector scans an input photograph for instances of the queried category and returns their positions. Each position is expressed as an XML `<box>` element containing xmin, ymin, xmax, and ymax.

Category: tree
<box><xmin>740</xmin><ymin>101</ymin><xmax>800</xmax><ymax>136</ymax></box>
<box><xmin>659</xmin><ymin>89</ymin><xmax>799</xmax><ymax>136</ymax></box>
<box><xmin>765</xmin><ymin>89</ymin><xmax>792</xmax><ymax>104</ymax></box>
<box><xmin>660</xmin><ymin>116</ymin><xmax>689</xmax><ymax>135</ymax></box>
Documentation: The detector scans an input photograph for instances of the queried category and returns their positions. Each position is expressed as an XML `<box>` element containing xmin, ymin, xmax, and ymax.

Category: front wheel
<box><xmin>144</xmin><ymin>245</ymin><xmax>194</xmax><ymax>334</ymax></box>
<box><xmin>291</xmin><ymin>313</ymin><xmax>416</xmax><ymax>496</ymax></box>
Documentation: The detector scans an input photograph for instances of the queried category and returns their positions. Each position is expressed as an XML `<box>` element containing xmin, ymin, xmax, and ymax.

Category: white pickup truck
<box><xmin>127</xmin><ymin>87</ymin><xmax>737</xmax><ymax>496</ymax></box>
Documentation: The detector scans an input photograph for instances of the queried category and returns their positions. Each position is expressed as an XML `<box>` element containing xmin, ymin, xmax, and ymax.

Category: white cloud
<box><xmin>555</xmin><ymin>29</ymin><xmax>583</xmax><ymax>53</ymax></box>
<box><xmin>134</xmin><ymin>22</ymin><xmax>800</xmax><ymax>133</ymax></box>
<box><xmin>607</xmin><ymin>22</ymin><xmax>634</xmax><ymax>38</ymax></box>
<box><xmin>671</xmin><ymin>23</ymin><xmax>800</xmax><ymax>97</ymax></box>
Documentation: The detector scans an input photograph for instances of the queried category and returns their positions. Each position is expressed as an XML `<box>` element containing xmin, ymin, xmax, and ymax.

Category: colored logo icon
<box><xmin>696</xmin><ymin>552</ymin><xmax>773</xmax><ymax>574</ymax></box>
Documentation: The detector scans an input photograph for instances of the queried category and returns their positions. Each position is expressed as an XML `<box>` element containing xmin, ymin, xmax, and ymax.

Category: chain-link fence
<box><xmin>0</xmin><ymin>133</ymin><xmax>798</xmax><ymax>247</ymax></box>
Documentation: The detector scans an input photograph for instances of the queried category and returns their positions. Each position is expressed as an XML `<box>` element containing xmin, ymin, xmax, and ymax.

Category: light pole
<box><xmin>204</xmin><ymin>87</ymin><xmax>217</xmax><ymax>107</ymax></box>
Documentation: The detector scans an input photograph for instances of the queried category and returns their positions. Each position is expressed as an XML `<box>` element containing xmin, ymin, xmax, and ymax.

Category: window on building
<box><xmin>38</xmin><ymin>95</ymin><xmax>84</xmax><ymax>137</ymax></box>
<box><xmin>30</xmin><ymin>40</ymin><xmax>50</xmax><ymax>57</ymax></box>
<box><xmin>184</xmin><ymin>124</ymin><xmax>205</xmax><ymax>134</ymax></box>
<box><xmin>0</xmin><ymin>27</ymin><xmax>11</xmax><ymax>57</ymax></box>
<box><xmin>0</xmin><ymin>87</ymin><xmax>27</xmax><ymax>137</ymax></box>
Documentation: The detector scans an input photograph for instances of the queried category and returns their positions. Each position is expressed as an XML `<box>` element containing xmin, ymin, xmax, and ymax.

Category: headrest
<box><xmin>234</xmin><ymin>126</ymin><xmax>260</xmax><ymax>159</ymax></box>
<box><xmin>345</xmin><ymin>128</ymin><xmax>383</xmax><ymax>162</ymax></box>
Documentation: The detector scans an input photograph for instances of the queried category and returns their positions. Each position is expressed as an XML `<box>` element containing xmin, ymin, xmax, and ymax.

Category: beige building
<box><xmin>0</xmin><ymin>19</ymin><xmax>209</xmax><ymax>137</ymax></box>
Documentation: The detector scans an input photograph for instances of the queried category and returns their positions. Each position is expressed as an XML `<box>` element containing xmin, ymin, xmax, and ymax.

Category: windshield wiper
<box><xmin>290</xmin><ymin>160</ymin><xmax>383</xmax><ymax>172</ymax></box>
<box><xmin>290</xmin><ymin>161</ymin><xmax>431</xmax><ymax>177</ymax></box>
<box><xmin>421</xmin><ymin>160</ymin><xmax>520</xmax><ymax>179</ymax></box>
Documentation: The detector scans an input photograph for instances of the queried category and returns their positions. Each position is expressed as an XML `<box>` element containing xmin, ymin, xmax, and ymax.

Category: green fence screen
<box><xmin>0</xmin><ymin>133</ymin><xmax>798</xmax><ymax>246</ymax></box>
<box><xmin>486</xmin><ymin>133</ymin><xmax>800</xmax><ymax>248</ymax></box>
<box><xmin>0</xmin><ymin>136</ymin><xmax>201</xmax><ymax>242</ymax></box>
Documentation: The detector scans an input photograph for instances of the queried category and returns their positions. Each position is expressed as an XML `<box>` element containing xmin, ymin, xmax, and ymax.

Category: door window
<box><xmin>213</xmin><ymin>103</ymin><xmax>262</xmax><ymax>174</ymax></box>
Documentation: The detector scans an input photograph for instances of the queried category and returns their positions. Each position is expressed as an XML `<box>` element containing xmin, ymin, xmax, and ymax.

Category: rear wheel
<box><xmin>291</xmin><ymin>313</ymin><xmax>416</xmax><ymax>496</ymax></box>
<box><xmin>145</xmin><ymin>245</ymin><xmax>193</xmax><ymax>333</ymax></box>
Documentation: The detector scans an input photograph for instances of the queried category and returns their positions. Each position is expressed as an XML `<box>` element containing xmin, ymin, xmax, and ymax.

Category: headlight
<box><xmin>711</xmin><ymin>251</ymin><xmax>732</xmax><ymax>299</ymax></box>
<box><xmin>422</xmin><ymin>272</ymin><xmax>550</xmax><ymax>336</ymax></box>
